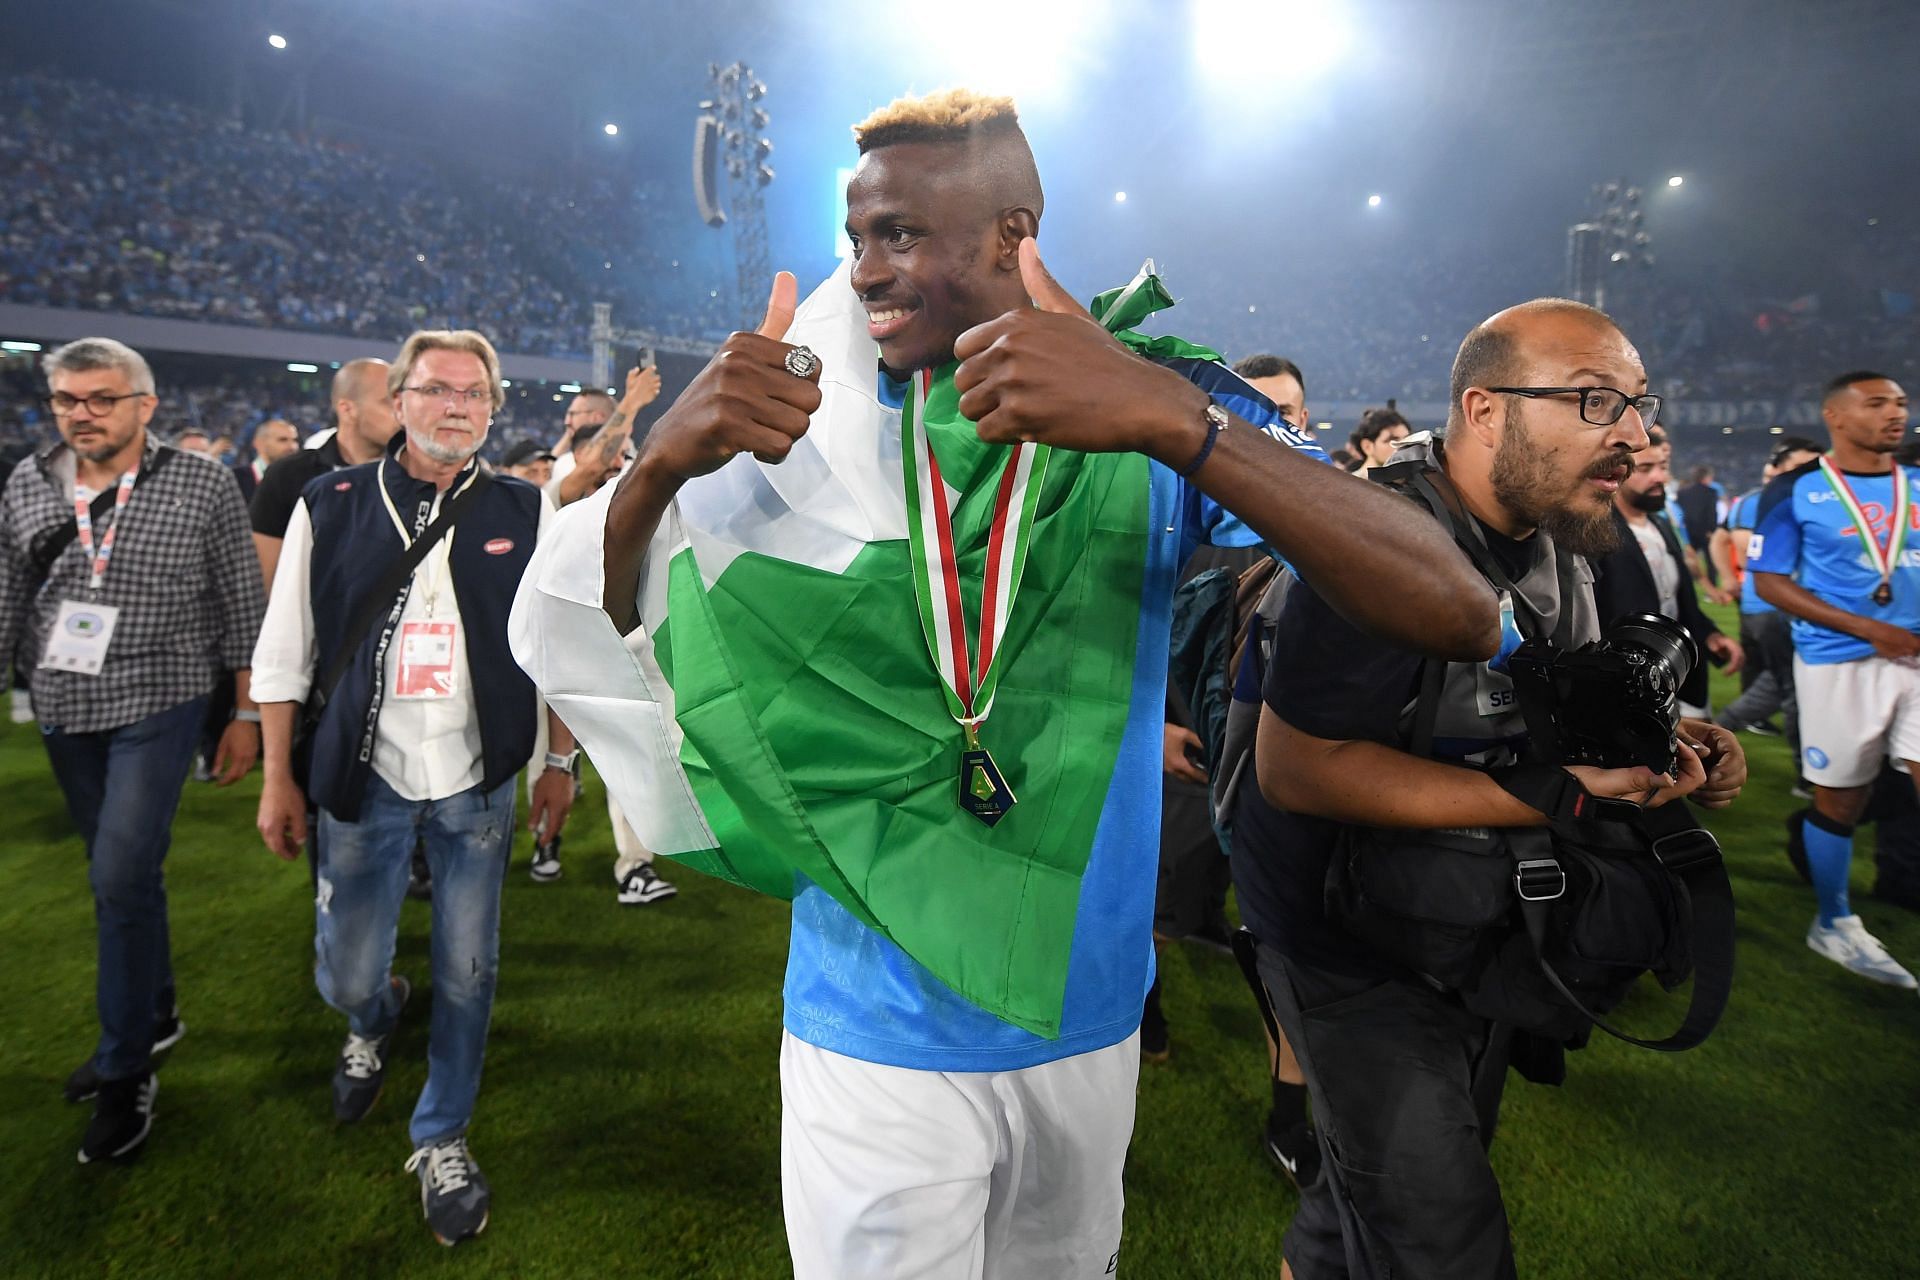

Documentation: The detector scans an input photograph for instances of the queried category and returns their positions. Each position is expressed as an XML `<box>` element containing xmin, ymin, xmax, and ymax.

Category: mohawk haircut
<box><xmin>853</xmin><ymin>88</ymin><xmax>1024</xmax><ymax>153</ymax></box>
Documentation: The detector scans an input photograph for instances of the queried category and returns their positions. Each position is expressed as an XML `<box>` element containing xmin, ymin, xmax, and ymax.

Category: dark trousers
<box><xmin>1255</xmin><ymin>943</ymin><xmax>1517</xmax><ymax>1280</ymax></box>
<box><xmin>41</xmin><ymin>695</ymin><xmax>207</xmax><ymax>1082</ymax></box>
<box><xmin>1719</xmin><ymin>610</ymin><xmax>1800</xmax><ymax>760</ymax></box>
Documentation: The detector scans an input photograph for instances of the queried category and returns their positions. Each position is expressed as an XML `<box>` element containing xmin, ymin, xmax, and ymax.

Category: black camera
<box><xmin>1507</xmin><ymin>613</ymin><xmax>1699</xmax><ymax>775</ymax></box>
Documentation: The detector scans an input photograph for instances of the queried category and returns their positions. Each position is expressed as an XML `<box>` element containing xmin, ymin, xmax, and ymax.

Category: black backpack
<box><xmin>1323</xmin><ymin>459</ymin><xmax>1736</xmax><ymax>1051</ymax></box>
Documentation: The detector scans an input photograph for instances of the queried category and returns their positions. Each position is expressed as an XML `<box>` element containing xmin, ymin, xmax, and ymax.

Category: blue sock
<box><xmin>1802</xmin><ymin>812</ymin><xmax>1855</xmax><ymax>927</ymax></box>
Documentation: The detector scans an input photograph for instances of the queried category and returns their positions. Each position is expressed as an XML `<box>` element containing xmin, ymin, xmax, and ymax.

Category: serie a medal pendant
<box><xmin>1875</xmin><ymin>582</ymin><xmax>1894</xmax><ymax>607</ymax></box>
<box><xmin>959</xmin><ymin>723</ymin><xmax>1017</xmax><ymax>826</ymax></box>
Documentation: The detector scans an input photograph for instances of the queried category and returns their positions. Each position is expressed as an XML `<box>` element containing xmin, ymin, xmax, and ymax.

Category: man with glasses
<box><xmin>251</xmin><ymin>329</ymin><xmax>578</xmax><ymax>1245</ymax></box>
<box><xmin>1231</xmin><ymin>300</ymin><xmax>1745</xmax><ymax>1279</ymax></box>
<box><xmin>0</xmin><ymin>337</ymin><xmax>265</xmax><ymax>1163</ymax></box>
<box><xmin>1590</xmin><ymin>424</ymin><xmax>1743</xmax><ymax>717</ymax></box>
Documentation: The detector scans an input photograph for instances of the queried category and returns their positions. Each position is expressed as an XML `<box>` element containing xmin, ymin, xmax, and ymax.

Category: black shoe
<box><xmin>79</xmin><ymin>1072</ymin><xmax>156</xmax><ymax>1164</ymax></box>
<box><xmin>406</xmin><ymin>1137</ymin><xmax>491</xmax><ymax>1246</ymax></box>
<box><xmin>615</xmin><ymin>862</ymin><xmax>678</xmax><ymax>905</ymax></box>
<box><xmin>1741</xmin><ymin>719</ymin><xmax>1784</xmax><ymax>737</ymax></box>
<box><xmin>333</xmin><ymin>976</ymin><xmax>410</xmax><ymax>1123</ymax></box>
<box><xmin>65</xmin><ymin>1011</ymin><xmax>186</xmax><ymax>1103</ymax></box>
<box><xmin>529</xmin><ymin>834</ymin><xmax>563</xmax><ymax>883</ymax></box>
<box><xmin>1262</xmin><ymin>1113</ymin><xmax>1322</xmax><ymax>1190</ymax></box>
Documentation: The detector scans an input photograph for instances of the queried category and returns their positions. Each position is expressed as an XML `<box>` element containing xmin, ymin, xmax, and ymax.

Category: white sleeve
<box><xmin>509</xmin><ymin>481</ymin><xmax>717</xmax><ymax>855</ymax></box>
<box><xmin>249</xmin><ymin>498</ymin><xmax>318</xmax><ymax>704</ymax></box>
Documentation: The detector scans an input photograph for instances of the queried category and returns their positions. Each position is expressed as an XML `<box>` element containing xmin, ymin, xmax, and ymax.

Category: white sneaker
<box><xmin>1806</xmin><ymin>915</ymin><xmax>1919</xmax><ymax>988</ymax></box>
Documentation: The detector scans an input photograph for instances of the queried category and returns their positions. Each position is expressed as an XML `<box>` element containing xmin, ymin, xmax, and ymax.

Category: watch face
<box><xmin>1205</xmin><ymin>403</ymin><xmax>1230</xmax><ymax>429</ymax></box>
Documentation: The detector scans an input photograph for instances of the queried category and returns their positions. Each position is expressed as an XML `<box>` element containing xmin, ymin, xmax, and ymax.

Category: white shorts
<box><xmin>779</xmin><ymin>1030</ymin><xmax>1139</xmax><ymax>1280</ymax></box>
<box><xmin>1795</xmin><ymin>654</ymin><xmax>1920</xmax><ymax>788</ymax></box>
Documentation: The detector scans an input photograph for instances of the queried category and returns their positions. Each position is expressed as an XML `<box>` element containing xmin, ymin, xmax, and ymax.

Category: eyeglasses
<box><xmin>403</xmin><ymin>384</ymin><xmax>493</xmax><ymax>407</ymax></box>
<box><xmin>1485</xmin><ymin>386</ymin><xmax>1663</xmax><ymax>429</ymax></box>
<box><xmin>43</xmin><ymin>391</ymin><xmax>147</xmax><ymax>417</ymax></box>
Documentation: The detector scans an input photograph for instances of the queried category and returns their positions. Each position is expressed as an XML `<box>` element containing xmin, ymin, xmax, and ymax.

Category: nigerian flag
<box><xmin>510</xmin><ymin>261</ymin><xmax>1211</xmax><ymax>1038</ymax></box>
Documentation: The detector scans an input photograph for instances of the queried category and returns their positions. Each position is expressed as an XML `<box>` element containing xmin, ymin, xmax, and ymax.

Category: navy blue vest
<box><xmin>301</xmin><ymin>443</ymin><xmax>542</xmax><ymax>821</ymax></box>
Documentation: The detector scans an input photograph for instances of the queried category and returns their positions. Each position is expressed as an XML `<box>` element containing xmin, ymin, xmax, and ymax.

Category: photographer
<box><xmin>1231</xmin><ymin>300</ymin><xmax>1747</xmax><ymax>1279</ymax></box>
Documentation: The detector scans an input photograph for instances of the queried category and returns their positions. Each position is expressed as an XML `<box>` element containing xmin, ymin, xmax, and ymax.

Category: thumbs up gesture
<box><xmin>631</xmin><ymin>271</ymin><xmax>824</xmax><ymax>487</ymax></box>
<box><xmin>953</xmin><ymin>239</ymin><xmax>1212</xmax><ymax>462</ymax></box>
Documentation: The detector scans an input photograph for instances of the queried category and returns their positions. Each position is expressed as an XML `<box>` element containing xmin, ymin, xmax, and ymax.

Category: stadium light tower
<box><xmin>693</xmin><ymin>62</ymin><xmax>774</xmax><ymax>331</ymax></box>
<box><xmin>1566</xmin><ymin>179</ymin><xmax>1654</xmax><ymax>312</ymax></box>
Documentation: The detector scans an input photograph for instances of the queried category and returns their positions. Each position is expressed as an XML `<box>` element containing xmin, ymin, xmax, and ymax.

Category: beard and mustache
<box><xmin>1488</xmin><ymin>421</ymin><xmax>1626</xmax><ymax>558</ymax></box>
<box><xmin>406</xmin><ymin>416</ymin><xmax>487</xmax><ymax>464</ymax></box>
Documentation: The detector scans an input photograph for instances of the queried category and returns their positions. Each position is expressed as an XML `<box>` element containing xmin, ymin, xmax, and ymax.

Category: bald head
<box><xmin>1448</xmin><ymin>299</ymin><xmax>1631</xmax><ymax>431</ymax></box>
<box><xmin>332</xmin><ymin>358</ymin><xmax>387</xmax><ymax>405</ymax></box>
<box><xmin>331</xmin><ymin>357</ymin><xmax>397</xmax><ymax>462</ymax></box>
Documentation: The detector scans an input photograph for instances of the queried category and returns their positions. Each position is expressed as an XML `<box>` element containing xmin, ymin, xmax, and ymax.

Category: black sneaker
<box><xmin>333</xmin><ymin>976</ymin><xmax>410</xmax><ymax>1123</ymax></box>
<box><xmin>529</xmin><ymin>834</ymin><xmax>563</xmax><ymax>883</ymax></box>
<box><xmin>405</xmin><ymin>1137</ymin><xmax>491</xmax><ymax>1246</ymax></box>
<box><xmin>1741</xmin><ymin>719</ymin><xmax>1784</xmax><ymax>737</ymax></box>
<box><xmin>616</xmin><ymin>863</ymin><xmax>678</xmax><ymax>905</ymax></box>
<box><xmin>65</xmin><ymin>1011</ymin><xmax>186</xmax><ymax>1103</ymax></box>
<box><xmin>78</xmin><ymin>1072</ymin><xmax>156</xmax><ymax>1164</ymax></box>
<box><xmin>1139</xmin><ymin>984</ymin><xmax>1170</xmax><ymax>1065</ymax></box>
<box><xmin>1262</xmin><ymin>1113</ymin><xmax>1322</xmax><ymax>1190</ymax></box>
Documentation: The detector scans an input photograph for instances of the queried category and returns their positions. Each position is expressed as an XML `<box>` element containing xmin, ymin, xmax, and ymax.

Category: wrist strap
<box><xmin>1179</xmin><ymin>405</ymin><xmax>1222</xmax><ymax>478</ymax></box>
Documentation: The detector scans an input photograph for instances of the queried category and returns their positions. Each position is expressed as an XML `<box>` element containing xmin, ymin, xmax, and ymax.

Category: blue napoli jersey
<box><xmin>1726</xmin><ymin>489</ymin><xmax>1773</xmax><ymax>615</ymax></box>
<box><xmin>1749</xmin><ymin>461</ymin><xmax>1920</xmax><ymax>664</ymax></box>
<box><xmin>780</xmin><ymin>363</ymin><xmax>1327</xmax><ymax>1071</ymax></box>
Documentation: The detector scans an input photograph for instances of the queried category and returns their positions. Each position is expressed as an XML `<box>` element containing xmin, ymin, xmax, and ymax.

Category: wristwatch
<box><xmin>543</xmin><ymin>749</ymin><xmax>580</xmax><ymax>774</ymax></box>
<box><xmin>233</xmin><ymin>709</ymin><xmax>263</xmax><ymax>724</ymax></box>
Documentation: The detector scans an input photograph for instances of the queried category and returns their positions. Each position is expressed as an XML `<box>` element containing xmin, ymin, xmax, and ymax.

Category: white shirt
<box><xmin>1628</xmin><ymin>515</ymin><xmax>1681</xmax><ymax>619</ymax></box>
<box><xmin>251</xmin><ymin>473</ymin><xmax>552</xmax><ymax>802</ymax></box>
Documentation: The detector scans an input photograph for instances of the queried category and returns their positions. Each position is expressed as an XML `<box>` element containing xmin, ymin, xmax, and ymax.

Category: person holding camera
<box><xmin>1230</xmin><ymin>299</ymin><xmax>1748</xmax><ymax>1279</ymax></box>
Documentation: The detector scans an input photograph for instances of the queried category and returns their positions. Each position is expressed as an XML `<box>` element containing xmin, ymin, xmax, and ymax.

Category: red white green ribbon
<box><xmin>902</xmin><ymin>369</ymin><xmax>1050</xmax><ymax>735</ymax></box>
<box><xmin>1817</xmin><ymin>457</ymin><xmax>1910</xmax><ymax>593</ymax></box>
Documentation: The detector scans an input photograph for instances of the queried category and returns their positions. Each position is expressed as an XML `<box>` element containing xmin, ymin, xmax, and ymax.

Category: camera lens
<box><xmin>1605</xmin><ymin>612</ymin><xmax>1699</xmax><ymax>688</ymax></box>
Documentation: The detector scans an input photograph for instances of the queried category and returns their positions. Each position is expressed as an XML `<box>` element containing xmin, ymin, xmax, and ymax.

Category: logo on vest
<box><xmin>484</xmin><ymin>538</ymin><xmax>515</xmax><ymax>556</ymax></box>
<box><xmin>333</xmin><ymin>480</ymin><xmax>353</xmax><ymax>491</ymax></box>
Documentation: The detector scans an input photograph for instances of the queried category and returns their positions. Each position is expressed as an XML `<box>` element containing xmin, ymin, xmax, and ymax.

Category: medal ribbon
<box><xmin>73</xmin><ymin>467</ymin><xmax>139</xmax><ymax>592</ymax></box>
<box><xmin>901</xmin><ymin>369</ymin><xmax>1050</xmax><ymax>739</ymax></box>
<box><xmin>1817</xmin><ymin>457</ymin><xmax>1910</xmax><ymax>595</ymax></box>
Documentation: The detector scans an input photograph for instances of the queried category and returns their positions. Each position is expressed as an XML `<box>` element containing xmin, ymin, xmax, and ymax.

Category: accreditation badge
<box><xmin>40</xmin><ymin>600</ymin><xmax>122</xmax><ymax>676</ymax></box>
<box><xmin>393</xmin><ymin>620</ymin><xmax>460</xmax><ymax>700</ymax></box>
<box><xmin>1475</xmin><ymin>590</ymin><xmax>1521</xmax><ymax>718</ymax></box>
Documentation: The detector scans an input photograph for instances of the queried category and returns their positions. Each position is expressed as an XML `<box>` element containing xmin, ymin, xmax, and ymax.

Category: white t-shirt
<box><xmin>1628</xmin><ymin>516</ymin><xmax>1680</xmax><ymax>619</ymax></box>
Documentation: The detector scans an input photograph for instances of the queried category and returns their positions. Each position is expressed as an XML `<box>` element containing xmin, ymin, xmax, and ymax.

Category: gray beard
<box><xmin>406</xmin><ymin>425</ymin><xmax>481</xmax><ymax>465</ymax></box>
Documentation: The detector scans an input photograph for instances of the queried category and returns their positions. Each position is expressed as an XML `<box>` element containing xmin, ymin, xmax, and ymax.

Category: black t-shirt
<box><xmin>250</xmin><ymin>436</ymin><xmax>344</xmax><ymax>537</ymax></box>
<box><xmin>1229</xmin><ymin>522</ymin><xmax>1537</xmax><ymax>976</ymax></box>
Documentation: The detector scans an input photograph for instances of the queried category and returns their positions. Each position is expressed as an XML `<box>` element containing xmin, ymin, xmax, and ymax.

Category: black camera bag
<box><xmin>1323</xmin><ymin>463</ymin><xmax>1735</xmax><ymax>1051</ymax></box>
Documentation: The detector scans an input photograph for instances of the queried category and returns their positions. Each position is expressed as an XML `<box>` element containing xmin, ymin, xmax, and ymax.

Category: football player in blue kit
<box><xmin>1751</xmin><ymin>371</ymin><xmax>1920</xmax><ymax>986</ymax></box>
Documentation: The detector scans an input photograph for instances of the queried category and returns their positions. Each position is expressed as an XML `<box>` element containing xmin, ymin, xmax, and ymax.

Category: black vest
<box><xmin>302</xmin><ymin>445</ymin><xmax>541</xmax><ymax>821</ymax></box>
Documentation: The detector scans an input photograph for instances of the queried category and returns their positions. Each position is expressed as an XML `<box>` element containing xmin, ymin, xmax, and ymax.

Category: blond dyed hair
<box><xmin>853</xmin><ymin>88</ymin><xmax>1023</xmax><ymax>154</ymax></box>
<box><xmin>387</xmin><ymin>329</ymin><xmax>505</xmax><ymax>411</ymax></box>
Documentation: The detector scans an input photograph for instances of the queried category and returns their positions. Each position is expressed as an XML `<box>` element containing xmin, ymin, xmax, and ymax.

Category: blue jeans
<box><xmin>41</xmin><ymin>695</ymin><xmax>208</xmax><ymax>1082</ymax></box>
<box><xmin>316</xmin><ymin>772</ymin><xmax>514</xmax><ymax>1145</ymax></box>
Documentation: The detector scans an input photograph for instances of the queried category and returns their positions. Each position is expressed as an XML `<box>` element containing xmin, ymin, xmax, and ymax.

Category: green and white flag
<box><xmin>511</xmin><ymin>262</ymin><xmax>1154</xmax><ymax>1036</ymax></box>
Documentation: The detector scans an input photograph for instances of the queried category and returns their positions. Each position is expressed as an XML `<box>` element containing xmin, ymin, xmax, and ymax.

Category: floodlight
<box><xmin>604</xmin><ymin>123</ymin><xmax>619</xmax><ymax>136</ymax></box>
<box><xmin>268</xmin><ymin>34</ymin><xmax>287</xmax><ymax>50</ymax></box>
<box><xmin>287</xmin><ymin>362</ymin><xmax>319</xmax><ymax>373</ymax></box>
<box><xmin>1114</xmin><ymin>191</ymin><xmax>1127</xmax><ymax>203</ymax></box>
<box><xmin>1667</xmin><ymin>175</ymin><xmax>1683</xmax><ymax>187</ymax></box>
<box><xmin>1367</xmin><ymin>194</ymin><xmax>1382</xmax><ymax>208</ymax></box>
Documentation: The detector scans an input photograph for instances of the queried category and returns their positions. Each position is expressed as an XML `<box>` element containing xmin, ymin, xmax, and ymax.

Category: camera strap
<box><xmin>1494</xmin><ymin>764</ymin><xmax>1735</xmax><ymax>1052</ymax></box>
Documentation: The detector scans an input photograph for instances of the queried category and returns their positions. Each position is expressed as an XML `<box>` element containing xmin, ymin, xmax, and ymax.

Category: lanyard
<box><xmin>1817</xmin><ymin>458</ymin><xmax>1910</xmax><ymax>600</ymax></box>
<box><xmin>376</xmin><ymin>457</ymin><xmax>478</xmax><ymax>616</ymax></box>
<box><xmin>900</xmin><ymin>369</ymin><xmax>1049</xmax><ymax>746</ymax></box>
<box><xmin>73</xmin><ymin>467</ymin><xmax>138</xmax><ymax>592</ymax></box>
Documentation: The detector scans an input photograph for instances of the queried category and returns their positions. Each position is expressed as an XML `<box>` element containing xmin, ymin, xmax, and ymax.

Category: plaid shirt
<box><xmin>0</xmin><ymin>434</ymin><xmax>265</xmax><ymax>733</ymax></box>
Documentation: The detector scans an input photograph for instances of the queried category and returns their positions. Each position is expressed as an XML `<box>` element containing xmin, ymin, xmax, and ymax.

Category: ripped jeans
<box><xmin>315</xmin><ymin>773</ymin><xmax>514</xmax><ymax>1146</ymax></box>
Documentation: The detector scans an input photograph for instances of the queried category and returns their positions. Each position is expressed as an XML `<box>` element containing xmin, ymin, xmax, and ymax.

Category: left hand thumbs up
<box><xmin>1018</xmin><ymin>238</ymin><xmax>1086</xmax><ymax>317</ymax></box>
